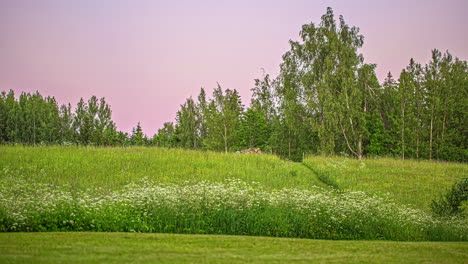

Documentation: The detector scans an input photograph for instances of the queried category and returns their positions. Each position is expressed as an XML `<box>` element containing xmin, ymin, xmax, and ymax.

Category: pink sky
<box><xmin>1</xmin><ymin>0</ymin><xmax>467</xmax><ymax>135</ymax></box>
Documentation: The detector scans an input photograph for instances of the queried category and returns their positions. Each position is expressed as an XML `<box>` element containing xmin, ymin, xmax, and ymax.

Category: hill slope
<box><xmin>303</xmin><ymin>156</ymin><xmax>467</xmax><ymax>212</ymax></box>
<box><xmin>0</xmin><ymin>146</ymin><xmax>326</xmax><ymax>190</ymax></box>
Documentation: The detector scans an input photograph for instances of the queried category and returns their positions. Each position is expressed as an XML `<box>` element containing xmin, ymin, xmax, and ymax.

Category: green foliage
<box><xmin>234</xmin><ymin>108</ymin><xmax>270</xmax><ymax>150</ymax></box>
<box><xmin>130</xmin><ymin>122</ymin><xmax>146</xmax><ymax>146</ymax></box>
<box><xmin>431</xmin><ymin>178</ymin><xmax>468</xmax><ymax>217</ymax></box>
<box><xmin>365</xmin><ymin>111</ymin><xmax>389</xmax><ymax>156</ymax></box>
<box><xmin>251</xmin><ymin>74</ymin><xmax>276</xmax><ymax>123</ymax></box>
<box><xmin>58</xmin><ymin>103</ymin><xmax>75</xmax><ymax>143</ymax></box>
<box><xmin>151</xmin><ymin>122</ymin><xmax>177</xmax><ymax>147</ymax></box>
<box><xmin>276</xmin><ymin>7</ymin><xmax>373</xmax><ymax>159</ymax></box>
<box><xmin>0</xmin><ymin>91</ymin><xmax>120</xmax><ymax>146</ymax></box>
<box><xmin>175</xmin><ymin>97</ymin><xmax>200</xmax><ymax>149</ymax></box>
<box><xmin>203</xmin><ymin>84</ymin><xmax>244</xmax><ymax>152</ymax></box>
<box><xmin>73</xmin><ymin>96</ymin><xmax>117</xmax><ymax>145</ymax></box>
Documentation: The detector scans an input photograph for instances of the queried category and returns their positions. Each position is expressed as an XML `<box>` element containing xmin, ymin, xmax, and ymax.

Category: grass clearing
<box><xmin>0</xmin><ymin>232</ymin><xmax>467</xmax><ymax>264</ymax></box>
<box><xmin>303</xmin><ymin>156</ymin><xmax>467</xmax><ymax>212</ymax></box>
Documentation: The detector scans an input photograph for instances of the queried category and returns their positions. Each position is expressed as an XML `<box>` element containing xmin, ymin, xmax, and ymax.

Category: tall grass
<box><xmin>0</xmin><ymin>146</ymin><xmax>326</xmax><ymax>190</ymax></box>
<box><xmin>303</xmin><ymin>156</ymin><xmax>467</xmax><ymax>212</ymax></box>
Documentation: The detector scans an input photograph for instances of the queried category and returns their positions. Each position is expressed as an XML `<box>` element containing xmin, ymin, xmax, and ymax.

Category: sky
<box><xmin>1</xmin><ymin>0</ymin><xmax>467</xmax><ymax>135</ymax></box>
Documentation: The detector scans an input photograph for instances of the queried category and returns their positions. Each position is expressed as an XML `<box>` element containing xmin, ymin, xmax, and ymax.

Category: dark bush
<box><xmin>431</xmin><ymin>178</ymin><xmax>468</xmax><ymax>217</ymax></box>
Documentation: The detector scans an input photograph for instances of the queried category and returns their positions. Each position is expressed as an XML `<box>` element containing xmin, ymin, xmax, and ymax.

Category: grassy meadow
<box><xmin>0</xmin><ymin>146</ymin><xmax>467</xmax><ymax>244</ymax></box>
<box><xmin>0</xmin><ymin>146</ymin><xmax>326</xmax><ymax>190</ymax></box>
<box><xmin>303</xmin><ymin>156</ymin><xmax>468</xmax><ymax>212</ymax></box>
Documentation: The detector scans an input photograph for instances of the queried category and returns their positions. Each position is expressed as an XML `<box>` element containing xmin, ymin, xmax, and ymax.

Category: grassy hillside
<box><xmin>0</xmin><ymin>146</ymin><xmax>326</xmax><ymax>190</ymax></box>
<box><xmin>0</xmin><ymin>146</ymin><xmax>467</xmax><ymax>241</ymax></box>
<box><xmin>303</xmin><ymin>156</ymin><xmax>468</xmax><ymax>212</ymax></box>
<box><xmin>1</xmin><ymin>233</ymin><xmax>467</xmax><ymax>264</ymax></box>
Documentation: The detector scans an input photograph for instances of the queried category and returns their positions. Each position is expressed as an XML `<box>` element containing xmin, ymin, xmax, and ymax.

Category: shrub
<box><xmin>431</xmin><ymin>178</ymin><xmax>468</xmax><ymax>217</ymax></box>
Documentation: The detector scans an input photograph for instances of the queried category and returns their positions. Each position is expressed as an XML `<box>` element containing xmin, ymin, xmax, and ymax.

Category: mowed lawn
<box><xmin>0</xmin><ymin>146</ymin><xmax>326</xmax><ymax>190</ymax></box>
<box><xmin>0</xmin><ymin>232</ymin><xmax>467</xmax><ymax>264</ymax></box>
<box><xmin>303</xmin><ymin>156</ymin><xmax>468</xmax><ymax>211</ymax></box>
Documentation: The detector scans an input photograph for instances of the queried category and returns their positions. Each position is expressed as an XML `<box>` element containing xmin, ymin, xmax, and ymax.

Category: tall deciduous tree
<box><xmin>197</xmin><ymin>88</ymin><xmax>209</xmax><ymax>148</ymax></box>
<box><xmin>152</xmin><ymin>122</ymin><xmax>176</xmax><ymax>147</ymax></box>
<box><xmin>204</xmin><ymin>84</ymin><xmax>243</xmax><ymax>152</ymax></box>
<box><xmin>277</xmin><ymin>7</ymin><xmax>373</xmax><ymax>159</ymax></box>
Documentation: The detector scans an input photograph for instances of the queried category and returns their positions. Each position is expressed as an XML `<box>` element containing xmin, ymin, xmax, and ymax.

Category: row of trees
<box><xmin>0</xmin><ymin>92</ymin><xmax>144</xmax><ymax>146</ymax></box>
<box><xmin>155</xmin><ymin>8</ymin><xmax>467</xmax><ymax>161</ymax></box>
<box><xmin>0</xmin><ymin>8</ymin><xmax>466</xmax><ymax>161</ymax></box>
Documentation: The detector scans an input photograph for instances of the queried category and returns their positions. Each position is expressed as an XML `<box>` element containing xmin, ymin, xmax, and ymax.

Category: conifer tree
<box><xmin>131</xmin><ymin>122</ymin><xmax>146</xmax><ymax>146</ymax></box>
<box><xmin>175</xmin><ymin>97</ymin><xmax>200</xmax><ymax>149</ymax></box>
<box><xmin>73</xmin><ymin>98</ymin><xmax>92</xmax><ymax>145</ymax></box>
<box><xmin>236</xmin><ymin>108</ymin><xmax>269</xmax><ymax>150</ymax></box>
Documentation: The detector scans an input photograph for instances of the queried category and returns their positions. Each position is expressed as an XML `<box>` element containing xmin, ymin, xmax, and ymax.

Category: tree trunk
<box><xmin>429</xmin><ymin>115</ymin><xmax>434</xmax><ymax>160</ymax></box>
<box><xmin>357</xmin><ymin>136</ymin><xmax>363</xmax><ymax>160</ymax></box>
<box><xmin>441</xmin><ymin>114</ymin><xmax>447</xmax><ymax>144</ymax></box>
<box><xmin>340</xmin><ymin>121</ymin><xmax>359</xmax><ymax>159</ymax></box>
<box><xmin>401</xmin><ymin>103</ymin><xmax>405</xmax><ymax>160</ymax></box>
<box><xmin>33</xmin><ymin>114</ymin><xmax>36</xmax><ymax>145</ymax></box>
<box><xmin>224</xmin><ymin>123</ymin><xmax>228</xmax><ymax>153</ymax></box>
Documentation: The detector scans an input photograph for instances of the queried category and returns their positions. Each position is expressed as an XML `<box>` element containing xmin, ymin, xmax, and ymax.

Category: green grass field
<box><xmin>1</xmin><ymin>146</ymin><xmax>467</xmax><ymax>262</ymax></box>
<box><xmin>0</xmin><ymin>146</ymin><xmax>326</xmax><ymax>190</ymax></box>
<box><xmin>303</xmin><ymin>156</ymin><xmax>467</xmax><ymax>212</ymax></box>
<box><xmin>1</xmin><ymin>232</ymin><xmax>467</xmax><ymax>264</ymax></box>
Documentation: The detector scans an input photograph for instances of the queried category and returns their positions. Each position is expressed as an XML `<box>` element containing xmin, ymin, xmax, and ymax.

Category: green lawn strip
<box><xmin>0</xmin><ymin>146</ymin><xmax>326</xmax><ymax>190</ymax></box>
<box><xmin>303</xmin><ymin>156</ymin><xmax>467</xmax><ymax>211</ymax></box>
<box><xmin>0</xmin><ymin>232</ymin><xmax>467</xmax><ymax>264</ymax></box>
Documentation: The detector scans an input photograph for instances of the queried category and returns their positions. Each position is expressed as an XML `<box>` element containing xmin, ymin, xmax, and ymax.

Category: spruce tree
<box><xmin>175</xmin><ymin>97</ymin><xmax>200</xmax><ymax>149</ymax></box>
<box><xmin>131</xmin><ymin>122</ymin><xmax>146</xmax><ymax>146</ymax></box>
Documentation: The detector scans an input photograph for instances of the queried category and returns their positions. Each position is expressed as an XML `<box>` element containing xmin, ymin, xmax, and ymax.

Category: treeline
<box><xmin>0</xmin><ymin>7</ymin><xmax>466</xmax><ymax>161</ymax></box>
<box><xmin>0</xmin><ymin>90</ymin><xmax>173</xmax><ymax>146</ymax></box>
<box><xmin>156</xmin><ymin>8</ymin><xmax>467</xmax><ymax>162</ymax></box>
<box><xmin>0</xmin><ymin>92</ymin><xmax>128</xmax><ymax>145</ymax></box>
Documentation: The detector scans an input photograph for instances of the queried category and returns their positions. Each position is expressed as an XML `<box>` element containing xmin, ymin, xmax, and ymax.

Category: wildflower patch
<box><xmin>0</xmin><ymin>177</ymin><xmax>466</xmax><ymax>241</ymax></box>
